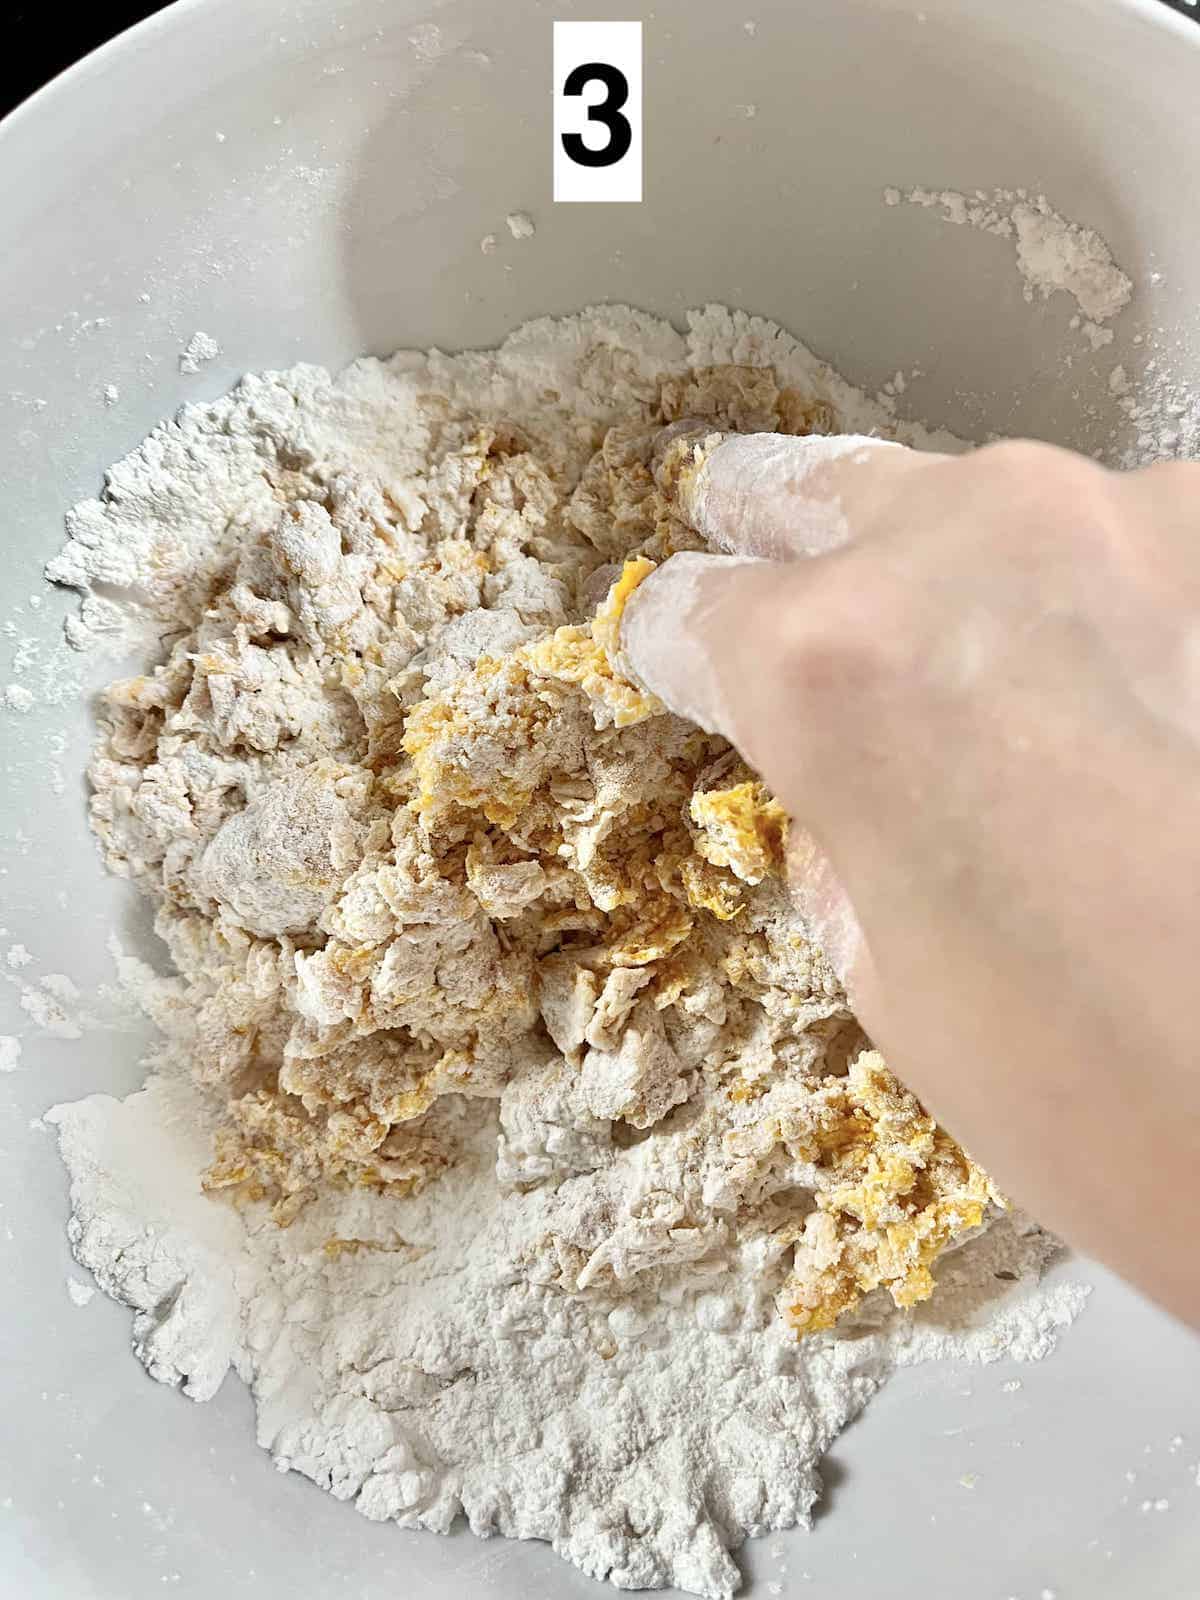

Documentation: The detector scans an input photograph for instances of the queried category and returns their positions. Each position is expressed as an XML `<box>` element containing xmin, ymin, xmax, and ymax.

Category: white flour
<box><xmin>50</xmin><ymin>1056</ymin><xmax>1086</xmax><ymax>1598</ymax></box>
<box><xmin>880</xmin><ymin>183</ymin><xmax>1200</xmax><ymax>465</ymax></box>
<box><xmin>179</xmin><ymin>331</ymin><xmax>221</xmax><ymax>374</ymax></box>
<box><xmin>1114</xmin><ymin>362</ymin><xmax>1200</xmax><ymax>469</ymax></box>
<box><xmin>886</xmin><ymin>186</ymin><xmax>1133</xmax><ymax>347</ymax></box>
<box><xmin>46</xmin><ymin>304</ymin><xmax>1089</xmax><ymax>1598</ymax></box>
<box><xmin>17</xmin><ymin>979</ymin><xmax>84</xmax><ymax>1040</ymax></box>
<box><xmin>2</xmin><ymin>683</ymin><xmax>34</xmax><ymax>712</ymax></box>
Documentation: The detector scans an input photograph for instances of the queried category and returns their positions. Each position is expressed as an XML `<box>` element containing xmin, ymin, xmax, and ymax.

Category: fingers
<box><xmin>786</xmin><ymin>828</ymin><xmax>873</xmax><ymax>996</ymax></box>
<box><xmin>618</xmin><ymin>550</ymin><xmax>778</xmax><ymax>739</ymax></box>
<box><xmin>665</xmin><ymin>429</ymin><xmax>945</xmax><ymax>559</ymax></box>
<box><xmin>623</xmin><ymin>428</ymin><xmax>953</xmax><ymax>995</ymax></box>
<box><xmin>619</xmin><ymin>553</ymin><xmax>873</xmax><ymax>993</ymax></box>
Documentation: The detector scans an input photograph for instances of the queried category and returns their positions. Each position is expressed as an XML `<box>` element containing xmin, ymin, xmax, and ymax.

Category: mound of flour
<box><xmin>47</xmin><ymin>305</ymin><xmax>1088</xmax><ymax>1598</ymax></box>
<box><xmin>50</xmin><ymin>1056</ymin><xmax>1085</xmax><ymax>1598</ymax></box>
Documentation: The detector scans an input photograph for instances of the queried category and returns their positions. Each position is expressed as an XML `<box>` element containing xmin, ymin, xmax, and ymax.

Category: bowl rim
<box><xmin>2</xmin><ymin>0</ymin><xmax>1199</xmax><ymax>156</ymax></box>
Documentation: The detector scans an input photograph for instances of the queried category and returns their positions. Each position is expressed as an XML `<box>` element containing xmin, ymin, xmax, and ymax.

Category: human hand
<box><xmin>622</xmin><ymin>431</ymin><xmax>1200</xmax><ymax>1326</ymax></box>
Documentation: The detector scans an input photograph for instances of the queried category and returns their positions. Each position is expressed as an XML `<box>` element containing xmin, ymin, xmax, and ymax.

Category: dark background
<box><xmin>4</xmin><ymin>3</ymin><xmax>172</xmax><ymax>118</ymax></box>
<box><xmin>3</xmin><ymin>0</ymin><xmax>1199</xmax><ymax>121</ymax></box>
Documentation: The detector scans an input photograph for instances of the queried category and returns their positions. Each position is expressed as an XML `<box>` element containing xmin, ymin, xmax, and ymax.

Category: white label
<box><xmin>553</xmin><ymin>21</ymin><xmax>643</xmax><ymax>203</ymax></box>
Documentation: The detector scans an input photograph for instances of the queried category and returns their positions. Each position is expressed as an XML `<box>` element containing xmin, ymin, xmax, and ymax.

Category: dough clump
<box><xmin>89</xmin><ymin>349</ymin><xmax>998</xmax><ymax>1334</ymax></box>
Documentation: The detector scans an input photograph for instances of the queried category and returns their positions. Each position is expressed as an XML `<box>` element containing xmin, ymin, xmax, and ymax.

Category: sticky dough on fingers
<box><xmin>662</xmin><ymin>430</ymin><xmax>909</xmax><ymax>561</ymax></box>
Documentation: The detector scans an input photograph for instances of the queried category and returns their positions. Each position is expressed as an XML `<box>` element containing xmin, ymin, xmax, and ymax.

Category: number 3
<box><xmin>561</xmin><ymin>63</ymin><xmax>632</xmax><ymax>168</ymax></box>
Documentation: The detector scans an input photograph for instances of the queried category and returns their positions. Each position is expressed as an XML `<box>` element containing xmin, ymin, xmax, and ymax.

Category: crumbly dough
<box><xmin>89</xmin><ymin>355</ymin><xmax>999</xmax><ymax>1335</ymax></box>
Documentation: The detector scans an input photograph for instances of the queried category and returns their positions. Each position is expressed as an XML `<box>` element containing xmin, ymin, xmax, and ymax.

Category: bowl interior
<box><xmin>2</xmin><ymin>2</ymin><xmax>1199</xmax><ymax>1597</ymax></box>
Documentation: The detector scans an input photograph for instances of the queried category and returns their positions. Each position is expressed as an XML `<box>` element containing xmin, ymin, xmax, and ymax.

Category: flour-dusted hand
<box><xmin>623</xmin><ymin>432</ymin><xmax>1200</xmax><ymax>1327</ymax></box>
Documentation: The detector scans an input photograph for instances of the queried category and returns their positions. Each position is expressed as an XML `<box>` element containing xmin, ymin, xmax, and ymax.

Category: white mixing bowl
<box><xmin>2</xmin><ymin>2</ymin><xmax>1198</xmax><ymax>1596</ymax></box>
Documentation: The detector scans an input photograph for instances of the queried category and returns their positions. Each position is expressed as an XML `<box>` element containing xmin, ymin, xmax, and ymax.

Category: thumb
<box><xmin>618</xmin><ymin>550</ymin><xmax>777</xmax><ymax>742</ymax></box>
<box><xmin>619</xmin><ymin>430</ymin><xmax>946</xmax><ymax>993</ymax></box>
<box><xmin>622</xmin><ymin>427</ymin><xmax>946</xmax><ymax>741</ymax></box>
<box><xmin>620</xmin><ymin>552</ymin><xmax>870</xmax><ymax>991</ymax></box>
